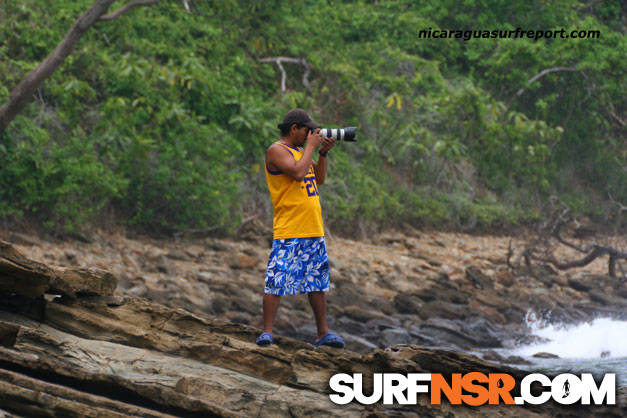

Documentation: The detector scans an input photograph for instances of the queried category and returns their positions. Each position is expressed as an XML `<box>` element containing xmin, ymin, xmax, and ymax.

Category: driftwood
<box><xmin>507</xmin><ymin>198</ymin><xmax>626</xmax><ymax>279</ymax></box>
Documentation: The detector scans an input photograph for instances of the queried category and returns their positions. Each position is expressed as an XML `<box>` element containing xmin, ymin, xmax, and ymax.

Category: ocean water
<box><xmin>508</xmin><ymin>316</ymin><xmax>627</xmax><ymax>386</ymax></box>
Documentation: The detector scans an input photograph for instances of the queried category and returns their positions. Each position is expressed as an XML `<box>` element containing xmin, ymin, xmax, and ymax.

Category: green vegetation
<box><xmin>0</xmin><ymin>0</ymin><xmax>624</xmax><ymax>236</ymax></box>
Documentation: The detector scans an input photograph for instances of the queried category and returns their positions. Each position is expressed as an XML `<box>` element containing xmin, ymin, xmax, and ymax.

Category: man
<box><xmin>256</xmin><ymin>109</ymin><xmax>345</xmax><ymax>348</ymax></box>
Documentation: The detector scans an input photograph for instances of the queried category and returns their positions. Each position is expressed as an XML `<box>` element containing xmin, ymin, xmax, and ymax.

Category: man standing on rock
<box><xmin>256</xmin><ymin>109</ymin><xmax>345</xmax><ymax>349</ymax></box>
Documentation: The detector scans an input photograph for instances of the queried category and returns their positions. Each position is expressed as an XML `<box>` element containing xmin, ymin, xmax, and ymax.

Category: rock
<box><xmin>204</xmin><ymin>239</ymin><xmax>229</xmax><ymax>252</ymax></box>
<box><xmin>184</xmin><ymin>245</ymin><xmax>205</xmax><ymax>259</ymax></box>
<box><xmin>418</xmin><ymin>319</ymin><xmax>470</xmax><ymax>349</ymax></box>
<box><xmin>365</xmin><ymin>317</ymin><xmax>402</xmax><ymax>332</ymax></box>
<box><xmin>7</xmin><ymin>233</ymin><xmax>41</xmax><ymax>246</ymax></box>
<box><xmin>64</xmin><ymin>251</ymin><xmax>77</xmax><ymax>263</ymax></box>
<box><xmin>0</xmin><ymin>241</ymin><xmax>53</xmax><ymax>298</ymax></box>
<box><xmin>343</xmin><ymin>334</ymin><xmax>379</xmax><ymax>352</ymax></box>
<box><xmin>531</xmin><ymin>264</ymin><xmax>558</xmax><ymax>278</ymax></box>
<box><xmin>481</xmin><ymin>350</ymin><xmax>504</xmax><ymax>362</ymax></box>
<box><xmin>466</xmin><ymin>318</ymin><xmax>504</xmax><ymax>347</ymax></box>
<box><xmin>410</xmin><ymin>252</ymin><xmax>442</xmax><ymax>266</ymax></box>
<box><xmin>196</xmin><ymin>271</ymin><xmax>215</xmax><ymax>283</ymax></box>
<box><xmin>419</xmin><ymin>317</ymin><xmax>503</xmax><ymax>348</ymax></box>
<box><xmin>1</xmin><ymin>294</ymin><xmax>564</xmax><ymax>417</ymax></box>
<box><xmin>0</xmin><ymin>367</ymin><xmax>174</xmax><ymax>418</ymax></box>
<box><xmin>156</xmin><ymin>257</ymin><xmax>171</xmax><ymax>274</ymax></box>
<box><xmin>468</xmin><ymin>300</ymin><xmax>507</xmax><ymax>324</ymax></box>
<box><xmin>49</xmin><ymin>267</ymin><xmax>117</xmax><ymax>298</ymax></box>
<box><xmin>566</xmin><ymin>274</ymin><xmax>618</xmax><ymax>294</ymax></box>
<box><xmin>568</xmin><ymin>276</ymin><xmax>594</xmax><ymax>292</ymax></box>
<box><xmin>327</xmin><ymin>284</ymin><xmax>368</xmax><ymax>310</ymax></box>
<box><xmin>376</xmin><ymin>232</ymin><xmax>410</xmax><ymax>248</ymax></box>
<box><xmin>121</xmin><ymin>253</ymin><xmax>140</xmax><ymax>270</ymax></box>
<box><xmin>418</xmin><ymin>301</ymin><xmax>470</xmax><ymax>320</ymax></box>
<box><xmin>483</xmin><ymin>350</ymin><xmax>532</xmax><ymax>366</ymax></box>
<box><xmin>473</xmin><ymin>291</ymin><xmax>504</xmax><ymax>308</ymax></box>
<box><xmin>210</xmin><ymin>296</ymin><xmax>232</xmax><ymax>314</ymax></box>
<box><xmin>1</xmin><ymin>240</ymin><xmax>625</xmax><ymax>417</ymax></box>
<box><xmin>532</xmin><ymin>352</ymin><xmax>560</xmax><ymax>359</ymax></box>
<box><xmin>2</xmin><ymin>241</ymin><xmax>114</xmax><ymax>300</ymax></box>
<box><xmin>503</xmin><ymin>355</ymin><xmax>532</xmax><ymax>365</ymax></box>
<box><xmin>343</xmin><ymin>305</ymin><xmax>385</xmax><ymax>322</ymax></box>
<box><xmin>334</xmin><ymin>316</ymin><xmax>368</xmax><ymax>336</ymax></box>
<box><xmin>228</xmin><ymin>252</ymin><xmax>260</xmax><ymax>270</ymax></box>
<box><xmin>548</xmin><ymin>274</ymin><xmax>569</xmax><ymax>288</ymax></box>
<box><xmin>393</xmin><ymin>293</ymin><xmax>422</xmax><ymax>314</ymax></box>
<box><xmin>421</xmin><ymin>282</ymin><xmax>469</xmax><ymax>305</ymax></box>
<box><xmin>380</xmin><ymin>328</ymin><xmax>412</xmax><ymax>347</ymax></box>
<box><xmin>237</xmin><ymin>218</ymin><xmax>272</xmax><ymax>245</ymax></box>
<box><xmin>587</xmin><ymin>289</ymin><xmax>627</xmax><ymax>307</ymax></box>
<box><xmin>465</xmin><ymin>266</ymin><xmax>493</xmax><ymax>290</ymax></box>
<box><xmin>165</xmin><ymin>250</ymin><xmax>191</xmax><ymax>261</ymax></box>
<box><xmin>497</xmin><ymin>272</ymin><xmax>515</xmax><ymax>288</ymax></box>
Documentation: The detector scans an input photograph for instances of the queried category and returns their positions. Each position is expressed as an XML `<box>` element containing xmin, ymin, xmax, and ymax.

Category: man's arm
<box><xmin>266</xmin><ymin>131</ymin><xmax>323</xmax><ymax>182</ymax></box>
<box><xmin>313</xmin><ymin>154</ymin><xmax>327</xmax><ymax>185</ymax></box>
<box><xmin>313</xmin><ymin>137</ymin><xmax>336</xmax><ymax>185</ymax></box>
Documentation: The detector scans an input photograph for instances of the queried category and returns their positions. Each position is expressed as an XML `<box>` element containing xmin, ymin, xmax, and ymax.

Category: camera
<box><xmin>316</xmin><ymin>127</ymin><xmax>358</xmax><ymax>142</ymax></box>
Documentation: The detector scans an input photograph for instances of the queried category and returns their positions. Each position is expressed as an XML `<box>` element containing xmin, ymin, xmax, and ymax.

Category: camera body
<box><xmin>317</xmin><ymin>127</ymin><xmax>357</xmax><ymax>142</ymax></box>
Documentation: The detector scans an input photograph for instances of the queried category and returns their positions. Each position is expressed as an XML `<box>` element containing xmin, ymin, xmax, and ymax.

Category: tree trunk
<box><xmin>0</xmin><ymin>0</ymin><xmax>117</xmax><ymax>132</ymax></box>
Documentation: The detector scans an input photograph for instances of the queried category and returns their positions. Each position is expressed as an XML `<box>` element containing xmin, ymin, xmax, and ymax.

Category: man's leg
<box><xmin>262</xmin><ymin>293</ymin><xmax>281</xmax><ymax>335</ymax></box>
<box><xmin>308</xmin><ymin>291</ymin><xmax>329</xmax><ymax>339</ymax></box>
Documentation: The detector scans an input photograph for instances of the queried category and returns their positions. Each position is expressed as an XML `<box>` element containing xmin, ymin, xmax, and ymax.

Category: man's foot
<box><xmin>314</xmin><ymin>332</ymin><xmax>345</xmax><ymax>348</ymax></box>
<box><xmin>256</xmin><ymin>332</ymin><xmax>274</xmax><ymax>346</ymax></box>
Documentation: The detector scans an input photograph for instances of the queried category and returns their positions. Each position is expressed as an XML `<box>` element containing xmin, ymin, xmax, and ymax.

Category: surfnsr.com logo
<box><xmin>329</xmin><ymin>373</ymin><xmax>616</xmax><ymax>406</ymax></box>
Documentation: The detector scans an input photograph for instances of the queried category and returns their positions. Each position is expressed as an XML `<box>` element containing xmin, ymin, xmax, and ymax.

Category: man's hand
<box><xmin>306</xmin><ymin>128</ymin><xmax>323</xmax><ymax>149</ymax></box>
<box><xmin>319</xmin><ymin>136</ymin><xmax>336</xmax><ymax>154</ymax></box>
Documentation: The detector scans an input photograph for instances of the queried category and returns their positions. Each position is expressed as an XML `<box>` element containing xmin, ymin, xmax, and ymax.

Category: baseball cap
<box><xmin>278</xmin><ymin>109</ymin><xmax>320</xmax><ymax>130</ymax></box>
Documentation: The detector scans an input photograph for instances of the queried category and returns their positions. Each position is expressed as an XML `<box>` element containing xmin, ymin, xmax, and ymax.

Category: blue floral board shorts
<box><xmin>265</xmin><ymin>237</ymin><xmax>330</xmax><ymax>295</ymax></box>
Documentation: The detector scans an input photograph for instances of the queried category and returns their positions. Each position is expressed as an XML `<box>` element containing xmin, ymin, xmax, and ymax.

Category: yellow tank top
<box><xmin>265</xmin><ymin>142</ymin><xmax>325</xmax><ymax>239</ymax></box>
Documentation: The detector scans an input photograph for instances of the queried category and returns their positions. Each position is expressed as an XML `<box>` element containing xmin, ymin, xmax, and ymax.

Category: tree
<box><xmin>0</xmin><ymin>0</ymin><xmax>162</xmax><ymax>132</ymax></box>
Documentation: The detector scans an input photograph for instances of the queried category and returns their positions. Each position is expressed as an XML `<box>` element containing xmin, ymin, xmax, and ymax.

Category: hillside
<box><xmin>1</xmin><ymin>0</ymin><xmax>625</xmax><ymax>235</ymax></box>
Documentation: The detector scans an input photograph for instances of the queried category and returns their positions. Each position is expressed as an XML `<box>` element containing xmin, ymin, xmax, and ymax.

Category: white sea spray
<box><xmin>515</xmin><ymin>314</ymin><xmax>627</xmax><ymax>359</ymax></box>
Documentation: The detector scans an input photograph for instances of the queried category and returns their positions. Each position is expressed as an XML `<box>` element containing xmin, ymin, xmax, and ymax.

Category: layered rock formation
<box><xmin>1</xmin><ymin>238</ymin><xmax>625</xmax><ymax>416</ymax></box>
<box><xmin>13</xmin><ymin>228</ymin><xmax>625</xmax><ymax>355</ymax></box>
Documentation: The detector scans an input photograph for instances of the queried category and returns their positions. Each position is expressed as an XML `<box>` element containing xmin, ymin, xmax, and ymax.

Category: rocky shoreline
<box><xmin>1</xmin><ymin>228</ymin><xmax>625</xmax><ymax>416</ymax></box>
<box><xmin>5</xmin><ymin>228</ymin><xmax>625</xmax><ymax>358</ymax></box>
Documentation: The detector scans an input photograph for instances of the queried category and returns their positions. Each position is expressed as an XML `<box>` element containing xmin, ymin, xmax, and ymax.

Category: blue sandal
<box><xmin>314</xmin><ymin>332</ymin><xmax>345</xmax><ymax>348</ymax></box>
<box><xmin>256</xmin><ymin>332</ymin><xmax>274</xmax><ymax>346</ymax></box>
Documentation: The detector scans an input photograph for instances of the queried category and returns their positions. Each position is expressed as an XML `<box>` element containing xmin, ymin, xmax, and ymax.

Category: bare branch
<box><xmin>0</xmin><ymin>0</ymin><xmax>118</xmax><ymax>131</ymax></box>
<box><xmin>259</xmin><ymin>57</ymin><xmax>312</xmax><ymax>92</ymax></box>
<box><xmin>538</xmin><ymin>246</ymin><xmax>604</xmax><ymax>270</ymax></box>
<box><xmin>574</xmin><ymin>0</ymin><xmax>602</xmax><ymax>11</ymax></box>
<box><xmin>182</xmin><ymin>0</ymin><xmax>221</xmax><ymax>18</ymax></box>
<box><xmin>506</xmin><ymin>240</ymin><xmax>516</xmax><ymax>269</ymax></box>
<box><xmin>99</xmin><ymin>0</ymin><xmax>161</xmax><ymax>21</ymax></box>
<box><xmin>0</xmin><ymin>0</ymin><xmax>167</xmax><ymax>131</ymax></box>
<box><xmin>527</xmin><ymin>67</ymin><xmax>581</xmax><ymax>85</ymax></box>
<box><xmin>507</xmin><ymin>197</ymin><xmax>626</xmax><ymax>278</ymax></box>
<box><xmin>539</xmin><ymin>245</ymin><xmax>626</xmax><ymax>272</ymax></box>
<box><xmin>609</xmin><ymin>110</ymin><xmax>626</xmax><ymax>127</ymax></box>
<box><xmin>551</xmin><ymin>215</ymin><xmax>592</xmax><ymax>253</ymax></box>
<box><xmin>516</xmin><ymin>67</ymin><xmax>581</xmax><ymax>97</ymax></box>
